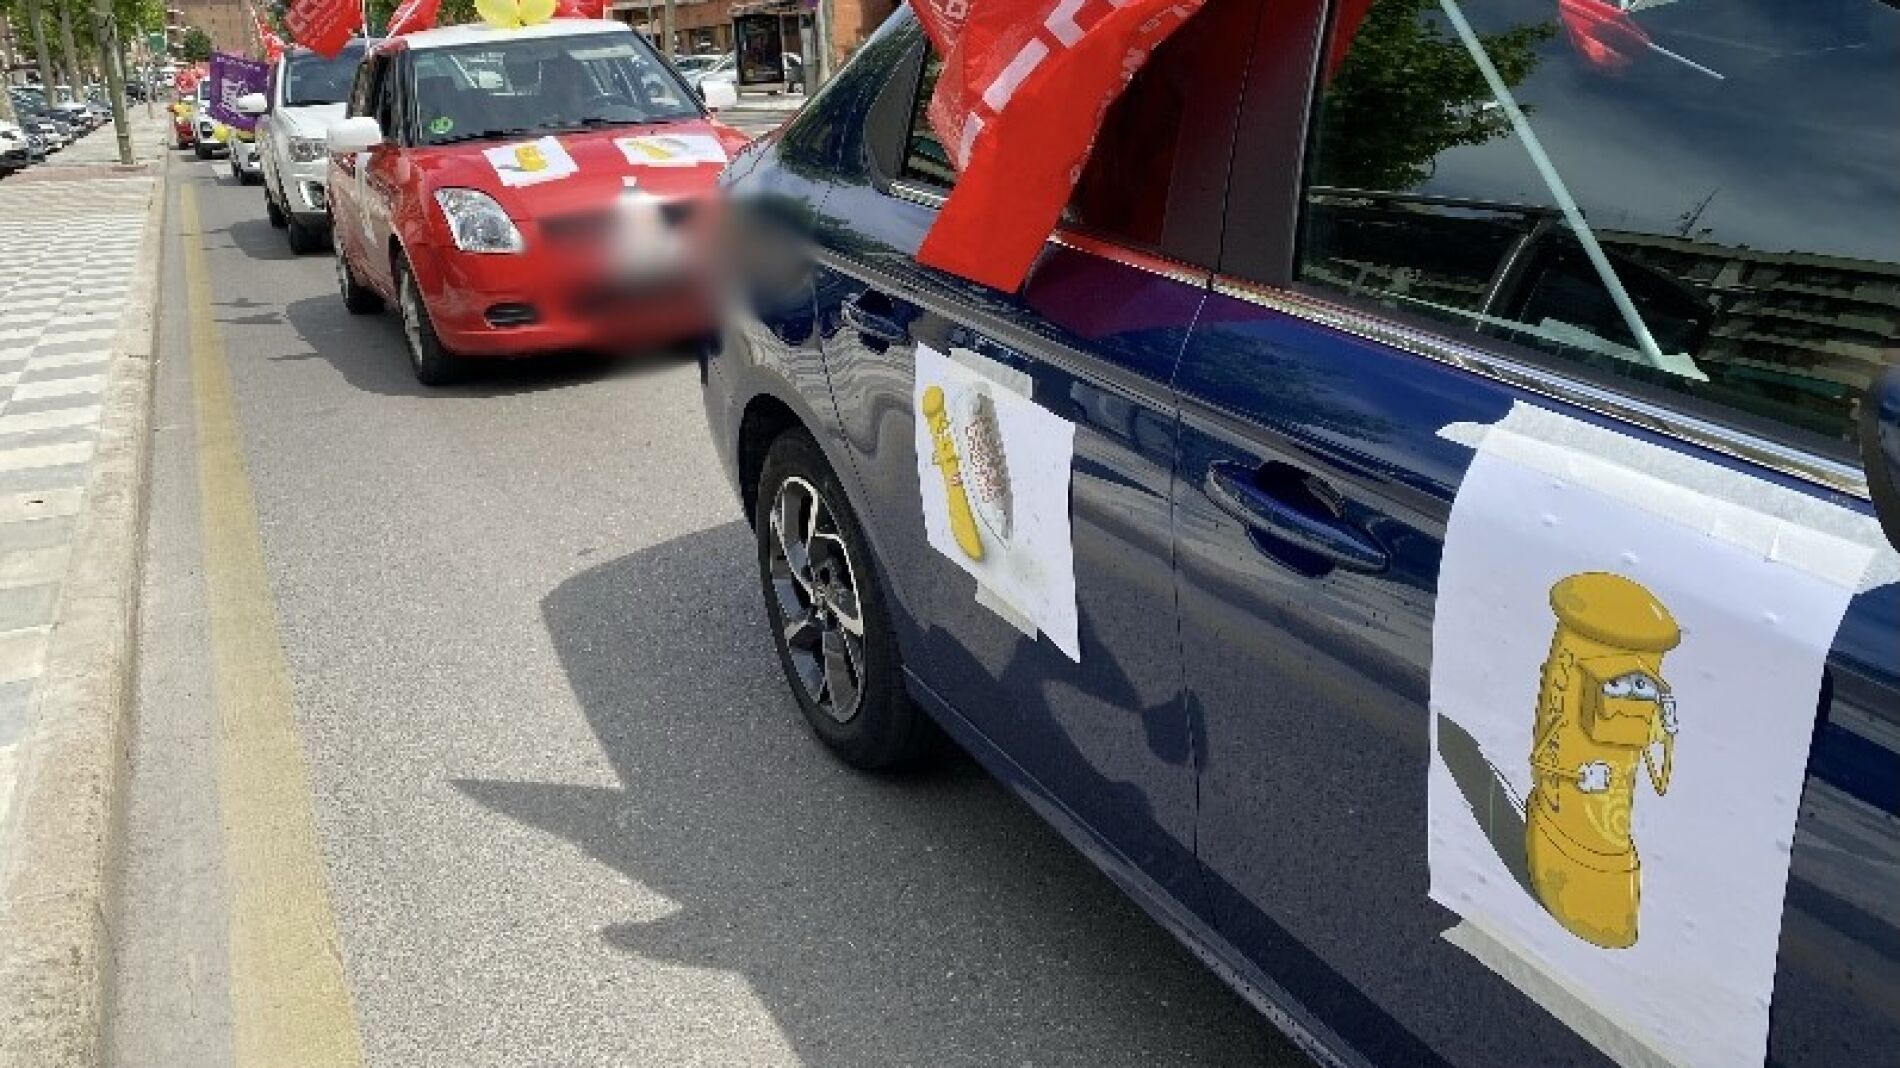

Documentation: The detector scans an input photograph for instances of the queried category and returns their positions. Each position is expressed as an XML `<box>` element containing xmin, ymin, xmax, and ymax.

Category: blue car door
<box><xmin>1177</xmin><ymin>1</ymin><xmax>1900</xmax><ymax>1065</ymax></box>
<box><xmin>807</xmin><ymin>5</ymin><xmax>1256</xmax><ymax>918</ymax></box>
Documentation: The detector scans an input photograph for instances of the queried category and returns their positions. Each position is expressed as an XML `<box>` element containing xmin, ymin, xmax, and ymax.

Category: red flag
<box><xmin>387</xmin><ymin>0</ymin><xmax>442</xmax><ymax>36</ymax></box>
<box><xmin>253</xmin><ymin>12</ymin><xmax>287</xmax><ymax>61</ymax></box>
<box><xmin>284</xmin><ymin>0</ymin><xmax>364</xmax><ymax>58</ymax></box>
<box><xmin>1558</xmin><ymin>0</ymin><xmax>1649</xmax><ymax>71</ymax></box>
<box><xmin>554</xmin><ymin>0</ymin><xmax>609</xmax><ymax>17</ymax></box>
<box><xmin>912</xmin><ymin>0</ymin><xmax>1206</xmax><ymax>292</ymax></box>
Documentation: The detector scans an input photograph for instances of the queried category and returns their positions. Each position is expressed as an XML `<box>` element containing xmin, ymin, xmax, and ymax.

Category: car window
<box><xmin>347</xmin><ymin>54</ymin><xmax>381</xmax><ymax>119</ymax></box>
<box><xmin>1298</xmin><ymin>0</ymin><xmax>1900</xmax><ymax>458</ymax></box>
<box><xmin>285</xmin><ymin>45</ymin><xmax>363</xmax><ymax>107</ymax></box>
<box><xmin>900</xmin><ymin>0</ymin><xmax>1248</xmax><ymax>259</ymax></box>
<box><xmin>409</xmin><ymin>32</ymin><xmax>697</xmax><ymax>146</ymax></box>
<box><xmin>374</xmin><ymin>54</ymin><xmax>403</xmax><ymax>141</ymax></box>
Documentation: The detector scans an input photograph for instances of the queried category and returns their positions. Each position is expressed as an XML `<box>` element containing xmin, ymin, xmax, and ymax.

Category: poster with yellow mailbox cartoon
<box><xmin>482</xmin><ymin>135</ymin><xmax>577</xmax><ymax>187</ymax></box>
<box><xmin>1427</xmin><ymin>405</ymin><xmax>1879</xmax><ymax>1068</ymax></box>
<box><xmin>912</xmin><ymin>343</ymin><xmax>1079</xmax><ymax>661</ymax></box>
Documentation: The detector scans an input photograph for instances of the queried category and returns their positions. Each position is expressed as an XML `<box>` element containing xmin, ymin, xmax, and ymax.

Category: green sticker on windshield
<box><xmin>428</xmin><ymin>116</ymin><xmax>454</xmax><ymax>135</ymax></box>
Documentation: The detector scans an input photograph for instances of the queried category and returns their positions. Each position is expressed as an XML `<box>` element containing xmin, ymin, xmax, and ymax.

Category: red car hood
<box><xmin>409</xmin><ymin>120</ymin><xmax>750</xmax><ymax>218</ymax></box>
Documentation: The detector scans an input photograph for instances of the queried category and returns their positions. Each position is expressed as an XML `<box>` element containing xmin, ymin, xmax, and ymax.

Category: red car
<box><xmin>326</xmin><ymin>20</ymin><xmax>747</xmax><ymax>384</ymax></box>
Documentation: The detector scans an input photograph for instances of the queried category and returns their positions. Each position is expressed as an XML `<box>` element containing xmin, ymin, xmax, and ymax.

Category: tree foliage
<box><xmin>181</xmin><ymin>23</ymin><xmax>212</xmax><ymax>61</ymax></box>
<box><xmin>1312</xmin><ymin>0</ymin><xmax>1552</xmax><ymax>192</ymax></box>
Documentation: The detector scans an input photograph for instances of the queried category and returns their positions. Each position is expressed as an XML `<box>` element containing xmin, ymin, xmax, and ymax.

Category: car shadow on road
<box><xmin>279</xmin><ymin>293</ymin><xmax>693</xmax><ymax>399</ymax></box>
<box><xmin>452</xmin><ymin>521</ymin><xmax>1287</xmax><ymax>1067</ymax></box>
<box><xmin>222</xmin><ymin>215</ymin><xmax>300</xmax><ymax>263</ymax></box>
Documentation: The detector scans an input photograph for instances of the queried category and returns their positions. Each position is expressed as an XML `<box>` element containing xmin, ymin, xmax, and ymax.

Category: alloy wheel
<box><xmin>768</xmin><ymin>475</ymin><xmax>868</xmax><ymax>724</ymax></box>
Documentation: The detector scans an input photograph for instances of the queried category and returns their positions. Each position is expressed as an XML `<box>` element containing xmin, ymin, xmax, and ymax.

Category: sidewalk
<box><xmin>0</xmin><ymin>112</ymin><xmax>160</xmax><ymax>829</ymax></box>
<box><xmin>0</xmin><ymin>107</ymin><xmax>167</xmax><ymax>1068</ymax></box>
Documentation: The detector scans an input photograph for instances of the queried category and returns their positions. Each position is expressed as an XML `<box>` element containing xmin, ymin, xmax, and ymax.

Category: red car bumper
<box><xmin>410</xmin><ymin>240</ymin><xmax>716</xmax><ymax>358</ymax></box>
<box><xmin>172</xmin><ymin>117</ymin><xmax>193</xmax><ymax>145</ymax></box>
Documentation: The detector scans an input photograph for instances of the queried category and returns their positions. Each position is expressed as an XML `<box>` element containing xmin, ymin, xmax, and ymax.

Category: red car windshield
<box><xmin>412</xmin><ymin>33</ymin><xmax>701</xmax><ymax>146</ymax></box>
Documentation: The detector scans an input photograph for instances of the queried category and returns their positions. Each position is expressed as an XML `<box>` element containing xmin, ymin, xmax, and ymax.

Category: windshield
<box><xmin>284</xmin><ymin>46</ymin><xmax>364</xmax><ymax>107</ymax></box>
<box><xmin>411</xmin><ymin>32</ymin><xmax>699</xmax><ymax>147</ymax></box>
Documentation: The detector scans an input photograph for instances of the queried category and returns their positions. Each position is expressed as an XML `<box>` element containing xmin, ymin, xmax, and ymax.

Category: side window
<box><xmin>347</xmin><ymin>56</ymin><xmax>380</xmax><ymax>120</ymax></box>
<box><xmin>898</xmin><ymin>0</ymin><xmax>1253</xmax><ymax>259</ymax></box>
<box><xmin>1299</xmin><ymin>0</ymin><xmax>1900</xmax><ymax>457</ymax></box>
<box><xmin>374</xmin><ymin>56</ymin><xmax>402</xmax><ymax>142</ymax></box>
<box><xmin>899</xmin><ymin>55</ymin><xmax>953</xmax><ymax>188</ymax></box>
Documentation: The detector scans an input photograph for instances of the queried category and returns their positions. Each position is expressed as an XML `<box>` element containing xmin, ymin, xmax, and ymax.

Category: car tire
<box><xmin>755</xmin><ymin>429</ymin><xmax>932</xmax><ymax>769</ymax></box>
<box><xmin>265</xmin><ymin>186</ymin><xmax>287</xmax><ymax>228</ymax></box>
<box><xmin>194</xmin><ymin>139</ymin><xmax>210</xmax><ymax>160</ymax></box>
<box><xmin>335</xmin><ymin>247</ymin><xmax>383</xmax><ymax>315</ymax></box>
<box><xmin>285</xmin><ymin>215</ymin><xmax>324</xmax><ymax>255</ymax></box>
<box><xmin>395</xmin><ymin>256</ymin><xmax>462</xmax><ymax>387</ymax></box>
<box><xmin>229</xmin><ymin>157</ymin><xmax>240</xmax><ymax>182</ymax></box>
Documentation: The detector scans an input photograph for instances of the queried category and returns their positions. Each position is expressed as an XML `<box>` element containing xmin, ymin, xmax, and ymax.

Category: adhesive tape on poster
<box><xmin>1443</xmin><ymin>922</ymin><xmax>1675</xmax><ymax>1068</ymax></box>
<box><xmin>1440</xmin><ymin>405</ymin><xmax>1893</xmax><ymax>592</ymax></box>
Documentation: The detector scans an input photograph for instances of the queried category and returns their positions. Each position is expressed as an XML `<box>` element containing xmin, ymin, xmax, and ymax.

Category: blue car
<box><xmin>703</xmin><ymin>2</ymin><xmax>1900</xmax><ymax>1065</ymax></box>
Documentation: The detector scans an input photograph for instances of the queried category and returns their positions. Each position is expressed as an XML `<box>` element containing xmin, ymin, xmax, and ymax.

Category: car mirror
<box><xmin>236</xmin><ymin>92</ymin><xmax>268</xmax><ymax>116</ymax></box>
<box><xmin>326</xmin><ymin>116</ymin><xmax>384</xmax><ymax>154</ymax></box>
<box><xmin>702</xmin><ymin>80</ymin><xmax>738</xmax><ymax>112</ymax></box>
<box><xmin>1859</xmin><ymin>364</ymin><xmax>1900</xmax><ymax>551</ymax></box>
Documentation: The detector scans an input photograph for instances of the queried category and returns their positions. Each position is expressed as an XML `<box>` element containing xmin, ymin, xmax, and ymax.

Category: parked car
<box><xmin>670</xmin><ymin>52</ymin><xmax>723</xmax><ymax>76</ymax></box>
<box><xmin>324</xmin><ymin>19</ymin><xmax>744</xmax><ymax>384</ymax></box>
<box><xmin>705</xmin><ymin>3</ymin><xmax>1900</xmax><ymax>1067</ymax></box>
<box><xmin>15</xmin><ymin>110</ymin><xmax>71</xmax><ymax>151</ymax></box>
<box><xmin>0</xmin><ymin>124</ymin><xmax>32</xmax><ymax>173</ymax></box>
<box><xmin>245</xmin><ymin>39</ymin><xmax>373</xmax><ymax>254</ymax></box>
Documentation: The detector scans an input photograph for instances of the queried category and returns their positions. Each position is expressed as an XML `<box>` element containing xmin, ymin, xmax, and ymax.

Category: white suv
<box><xmin>241</xmin><ymin>40</ymin><xmax>371</xmax><ymax>255</ymax></box>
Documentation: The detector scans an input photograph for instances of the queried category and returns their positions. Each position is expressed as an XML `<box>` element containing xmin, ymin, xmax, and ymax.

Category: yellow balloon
<box><xmin>475</xmin><ymin>0</ymin><xmax>555</xmax><ymax>28</ymax></box>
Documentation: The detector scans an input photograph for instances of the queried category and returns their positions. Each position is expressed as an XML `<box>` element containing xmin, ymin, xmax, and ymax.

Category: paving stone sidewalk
<box><xmin>0</xmin><ymin>109</ymin><xmax>164</xmax><ymax>835</ymax></box>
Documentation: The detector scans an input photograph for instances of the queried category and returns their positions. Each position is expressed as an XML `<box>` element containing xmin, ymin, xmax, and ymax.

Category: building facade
<box><xmin>609</xmin><ymin>0</ymin><xmax>897</xmax><ymax>72</ymax></box>
<box><xmin>175</xmin><ymin>0</ymin><xmax>256</xmax><ymax>58</ymax></box>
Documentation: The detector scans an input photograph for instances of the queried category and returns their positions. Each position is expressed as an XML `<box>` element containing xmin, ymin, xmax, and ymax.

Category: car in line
<box><xmin>227</xmin><ymin>126</ymin><xmax>263</xmax><ymax>185</ymax></box>
<box><xmin>191</xmin><ymin>79</ymin><xmax>227</xmax><ymax>159</ymax></box>
<box><xmin>323</xmin><ymin>19</ymin><xmax>744</xmax><ymax>384</ymax></box>
<box><xmin>242</xmin><ymin>39</ymin><xmax>373</xmax><ymax>255</ymax></box>
<box><xmin>704</xmin><ymin>2</ymin><xmax>1900</xmax><ymax>1067</ymax></box>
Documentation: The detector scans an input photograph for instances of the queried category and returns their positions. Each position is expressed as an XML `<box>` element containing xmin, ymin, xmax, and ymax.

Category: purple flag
<box><xmin>208</xmin><ymin>51</ymin><xmax>270</xmax><ymax>132</ymax></box>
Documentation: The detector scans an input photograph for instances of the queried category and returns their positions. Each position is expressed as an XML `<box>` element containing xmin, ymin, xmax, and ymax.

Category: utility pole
<box><xmin>90</xmin><ymin>0</ymin><xmax>132</xmax><ymax>164</ymax></box>
<box><xmin>811</xmin><ymin>0</ymin><xmax>830</xmax><ymax>85</ymax></box>
<box><xmin>661</xmin><ymin>0</ymin><xmax>674</xmax><ymax>59</ymax></box>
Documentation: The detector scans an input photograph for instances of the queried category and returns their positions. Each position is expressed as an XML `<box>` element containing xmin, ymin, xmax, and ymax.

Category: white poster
<box><xmin>616</xmin><ymin>133</ymin><xmax>728</xmax><ymax>168</ymax></box>
<box><xmin>1428</xmin><ymin>406</ymin><xmax>1879</xmax><ymax>1068</ymax></box>
<box><xmin>913</xmin><ymin>343</ymin><xmax>1079</xmax><ymax>661</ymax></box>
<box><xmin>482</xmin><ymin>136</ymin><xmax>577</xmax><ymax>187</ymax></box>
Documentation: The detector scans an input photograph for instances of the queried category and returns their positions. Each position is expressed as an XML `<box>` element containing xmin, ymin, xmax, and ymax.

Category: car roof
<box><xmin>378</xmin><ymin>18</ymin><xmax>631</xmax><ymax>54</ymax></box>
<box><xmin>289</xmin><ymin>38</ymin><xmax>378</xmax><ymax>60</ymax></box>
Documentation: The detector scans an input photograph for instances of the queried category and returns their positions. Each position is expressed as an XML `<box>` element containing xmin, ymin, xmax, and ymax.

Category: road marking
<box><xmin>179</xmin><ymin>185</ymin><xmax>366</xmax><ymax>1068</ymax></box>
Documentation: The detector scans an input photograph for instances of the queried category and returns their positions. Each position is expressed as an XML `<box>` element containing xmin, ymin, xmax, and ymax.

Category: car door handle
<box><xmin>840</xmin><ymin>292</ymin><xmax>907</xmax><ymax>346</ymax></box>
<box><xmin>1205</xmin><ymin>461</ymin><xmax>1389</xmax><ymax>575</ymax></box>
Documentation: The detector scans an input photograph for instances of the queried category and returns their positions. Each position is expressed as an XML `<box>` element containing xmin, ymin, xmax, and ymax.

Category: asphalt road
<box><xmin>108</xmin><ymin>146</ymin><xmax>1306</xmax><ymax>1067</ymax></box>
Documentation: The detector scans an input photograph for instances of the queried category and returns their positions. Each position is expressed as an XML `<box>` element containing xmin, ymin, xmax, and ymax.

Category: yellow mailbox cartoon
<box><xmin>921</xmin><ymin>385</ymin><xmax>985</xmax><ymax>561</ymax></box>
<box><xmin>1526</xmin><ymin>572</ymin><xmax>1681</xmax><ymax>949</ymax></box>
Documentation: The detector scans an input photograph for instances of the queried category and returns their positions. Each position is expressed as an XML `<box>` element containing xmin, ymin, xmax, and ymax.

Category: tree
<box><xmin>180</xmin><ymin>23</ymin><xmax>211</xmax><ymax>61</ymax></box>
<box><xmin>1312</xmin><ymin>0</ymin><xmax>1552</xmax><ymax>193</ymax></box>
<box><xmin>364</xmin><ymin>0</ymin><xmax>475</xmax><ymax>33</ymax></box>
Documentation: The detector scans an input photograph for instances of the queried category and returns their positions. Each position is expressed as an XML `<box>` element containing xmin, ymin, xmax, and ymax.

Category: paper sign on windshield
<box><xmin>483</xmin><ymin>136</ymin><xmax>578</xmax><ymax>187</ymax></box>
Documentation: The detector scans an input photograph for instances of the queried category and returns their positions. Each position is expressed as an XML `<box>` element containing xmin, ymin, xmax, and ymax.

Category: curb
<box><xmin>0</xmin><ymin>148</ymin><xmax>167</xmax><ymax>1068</ymax></box>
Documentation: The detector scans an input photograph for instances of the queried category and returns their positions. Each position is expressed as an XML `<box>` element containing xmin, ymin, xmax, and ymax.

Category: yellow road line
<box><xmin>180</xmin><ymin>185</ymin><xmax>366</xmax><ymax>1068</ymax></box>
